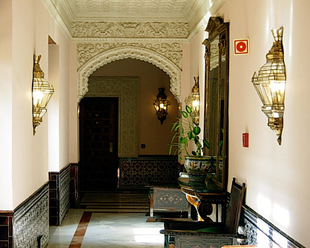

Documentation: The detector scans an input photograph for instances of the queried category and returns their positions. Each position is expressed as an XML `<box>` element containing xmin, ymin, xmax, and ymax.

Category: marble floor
<box><xmin>46</xmin><ymin>191</ymin><xmax>165</xmax><ymax>248</ymax></box>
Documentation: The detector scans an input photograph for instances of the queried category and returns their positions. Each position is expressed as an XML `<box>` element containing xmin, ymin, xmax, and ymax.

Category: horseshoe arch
<box><xmin>77</xmin><ymin>46</ymin><xmax>182</xmax><ymax>103</ymax></box>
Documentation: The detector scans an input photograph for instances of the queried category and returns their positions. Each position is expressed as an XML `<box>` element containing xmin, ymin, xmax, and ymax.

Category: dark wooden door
<box><xmin>79</xmin><ymin>97</ymin><xmax>119</xmax><ymax>191</ymax></box>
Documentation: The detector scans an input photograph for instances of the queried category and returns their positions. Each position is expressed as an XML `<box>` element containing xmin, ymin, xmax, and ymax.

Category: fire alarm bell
<box><xmin>234</xmin><ymin>39</ymin><xmax>249</xmax><ymax>55</ymax></box>
<box><xmin>243</xmin><ymin>133</ymin><xmax>249</xmax><ymax>147</ymax></box>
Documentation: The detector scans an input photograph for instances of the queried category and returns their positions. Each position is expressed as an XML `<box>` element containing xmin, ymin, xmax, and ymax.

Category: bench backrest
<box><xmin>225</xmin><ymin>177</ymin><xmax>246</xmax><ymax>234</ymax></box>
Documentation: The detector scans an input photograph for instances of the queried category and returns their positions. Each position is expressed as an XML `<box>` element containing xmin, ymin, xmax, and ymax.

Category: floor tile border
<box><xmin>68</xmin><ymin>211</ymin><xmax>92</xmax><ymax>248</ymax></box>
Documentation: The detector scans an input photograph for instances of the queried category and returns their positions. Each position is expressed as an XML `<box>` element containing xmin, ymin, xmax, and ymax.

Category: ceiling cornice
<box><xmin>41</xmin><ymin>0</ymin><xmax>227</xmax><ymax>41</ymax></box>
<box><xmin>41</xmin><ymin>0</ymin><xmax>72</xmax><ymax>39</ymax></box>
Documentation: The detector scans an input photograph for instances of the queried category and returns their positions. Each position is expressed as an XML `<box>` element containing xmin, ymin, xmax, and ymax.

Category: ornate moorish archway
<box><xmin>77</xmin><ymin>45</ymin><xmax>182</xmax><ymax>102</ymax></box>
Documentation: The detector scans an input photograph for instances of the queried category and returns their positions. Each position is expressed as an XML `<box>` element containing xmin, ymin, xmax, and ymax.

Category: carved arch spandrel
<box><xmin>77</xmin><ymin>45</ymin><xmax>182</xmax><ymax>103</ymax></box>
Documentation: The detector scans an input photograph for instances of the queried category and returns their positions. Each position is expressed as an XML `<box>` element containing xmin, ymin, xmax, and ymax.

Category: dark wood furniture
<box><xmin>148</xmin><ymin>185</ymin><xmax>191</xmax><ymax>219</ymax></box>
<box><xmin>160</xmin><ymin>178</ymin><xmax>246</xmax><ymax>248</ymax></box>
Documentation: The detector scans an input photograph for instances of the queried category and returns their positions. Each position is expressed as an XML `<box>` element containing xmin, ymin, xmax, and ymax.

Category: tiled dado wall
<box><xmin>49</xmin><ymin>164</ymin><xmax>71</xmax><ymax>226</ymax></box>
<box><xmin>0</xmin><ymin>164</ymin><xmax>72</xmax><ymax>247</ymax></box>
<box><xmin>240</xmin><ymin>205</ymin><xmax>305</xmax><ymax>248</ymax></box>
<box><xmin>0</xmin><ymin>183</ymin><xmax>49</xmax><ymax>248</ymax></box>
<box><xmin>118</xmin><ymin>156</ymin><xmax>182</xmax><ymax>189</ymax></box>
<box><xmin>69</xmin><ymin>164</ymin><xmax>79</xmax><ymax>208</ymax></box>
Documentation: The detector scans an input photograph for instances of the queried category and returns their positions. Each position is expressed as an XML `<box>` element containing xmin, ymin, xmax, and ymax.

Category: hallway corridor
<box><xmin>47</xmin><ymin>191</ymin><xmax>164</xmax><ymax>248</ymax></box>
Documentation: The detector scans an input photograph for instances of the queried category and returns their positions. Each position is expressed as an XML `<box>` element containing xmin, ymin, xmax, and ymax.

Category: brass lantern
<box><xmin>32</xmin><ymin>55</ymin><xmax>54</xmax><ymax>135</ymax></box>
<box><xmin>154</xmin><ymin>88</ymin><xmax>170</xmax><ymax>124</ymax></box>
<box><xmin>252</xmin><ymin>27</ymin><xmax>286</xmax><ymax>145</ymax></box>
<box><xmin>185</xmin><ymin>77</ymin><xmax>200</xmax><ymax>125</ymax></box>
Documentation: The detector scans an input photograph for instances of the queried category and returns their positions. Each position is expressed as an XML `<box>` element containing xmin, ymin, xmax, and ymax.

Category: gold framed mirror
<box><xmin>203</xmin><ymin>17</ymin><xmax>229</xmax><ymax>190</ymax></box>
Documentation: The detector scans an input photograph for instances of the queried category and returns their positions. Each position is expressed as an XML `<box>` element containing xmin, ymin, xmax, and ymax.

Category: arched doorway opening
<box><xmin>79</xmin><ymin>58</ymin><xmax>180</xmax><ymax>191</ymax></box>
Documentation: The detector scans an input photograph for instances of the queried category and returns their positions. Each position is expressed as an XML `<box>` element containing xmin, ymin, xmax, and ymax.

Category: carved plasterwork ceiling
<box><xmin>71</xmin><ymin>21</ymin><xmax>189</xmax><ymax>39</ymax></box>
<box><xmin>65</xmin><ymin>0</ymin><xmax>194</xmax><ymax>20</ymax></box>
<box><xmin>43</xmin><ymin>0</ymin><xmax>227</xmax><ymax>39</ymax></box>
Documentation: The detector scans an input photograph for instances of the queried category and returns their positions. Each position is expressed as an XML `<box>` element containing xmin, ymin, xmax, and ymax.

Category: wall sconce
<box><xmin>153</xmin><ymin>88</ymin><xmax>170</xmax><ymax>124</ymax></box>
<box><xmin>252</xmin><ymin>27</ymin><xmax>286</xmax><ymax>145</ymax></box>
<box><xmin>32</xmin><ymin>55</ymin><xmax>54</xmax><ymax>135</ymax></box>
<box><xmin>185</xmin><ymin>76</ymin><xmax>200</xmax><ymax>125</ymax></box>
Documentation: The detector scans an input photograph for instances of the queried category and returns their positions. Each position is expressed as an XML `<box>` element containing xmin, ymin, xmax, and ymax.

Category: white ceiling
<box><xmin>43</xmin><ymin>0</ymin><xmax>226</xmax><ymax>38</ymax></box>
<box><xmin>63</xmin><ymin>0</ymin><xmax>203</xmax><ymax>21</ymax></box>
<box><xmin>59</xmin><ymin>0</ymin><xmax>208</xmax><ymax>22</ymax></box>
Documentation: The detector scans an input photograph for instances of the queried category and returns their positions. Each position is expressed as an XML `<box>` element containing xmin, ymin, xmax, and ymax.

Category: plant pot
<box><xmin>184</xmin><ymin>156</ymin><xmax>213</xmax><ymax>181</ymax></box>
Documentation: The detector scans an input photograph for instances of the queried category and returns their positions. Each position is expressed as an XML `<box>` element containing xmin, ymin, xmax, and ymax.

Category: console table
<box><xmin>178</xmin><ymin>173</ymin><xmax>226</xmax><ymax>222</ymax></box>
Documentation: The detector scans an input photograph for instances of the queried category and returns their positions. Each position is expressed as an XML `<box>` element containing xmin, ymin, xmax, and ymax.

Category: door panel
<box><xmin>79</xmin><ymin>97</ymin><xmax>119</xmax><ymax>191</ymax></box>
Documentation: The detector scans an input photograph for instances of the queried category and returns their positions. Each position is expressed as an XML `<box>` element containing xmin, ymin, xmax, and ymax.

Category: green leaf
<box><xmin>203</xmin><ymin>139</ymin><xmax>210</xmax><ymax>149</ymax></box>
<box><xmin>186</xmin><ymin>105</ymin><xmax>192</xmax><ymax>113</ymax></box>
<box><xmin>170</xmin><ymin>132</ymin><xmax>178</xmax><ymax>144</ymax></box>
<box><xmin>192</xmin><ymin>151</ymin><xmax>197</xmax><ymax>156</ymax></box>
<box><xmin>219</xmin><ymin>140</ymin><xmax>223</xmax><ymax>148</ymax></box>
<box><xmin>193</xmin><ymin>126</ymin><xmax>201</xmax><ymax>135</ymax></box>
<box><xmin>179</xmin><ymin>137</ymin><xmax>187</xmax><ymax>144</ymax></box>
<box><xmin>182</xmin><ymin>111</ymin><xmax>188</xmax><ymax>118</ymax></box>
<box><xmin>168</xmin><ymin>144</ymin><xmax>173</xmax><ymax>155</ymax></box>
<box><xmin>171</xmin><ymin>121</ymin><xmax>181</xmax><ymax>132</ymax></box>
<box><xmin>188</xmin><ymin>131</ymin><xmax>193</xmax><ymax>139</ymax></box>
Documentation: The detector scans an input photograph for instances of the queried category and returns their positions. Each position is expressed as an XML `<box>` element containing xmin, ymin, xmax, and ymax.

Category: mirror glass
<box><xmin>204</xmin><ymin>17</ymin><xmax>229</xmax><ymax>190</ymax></box>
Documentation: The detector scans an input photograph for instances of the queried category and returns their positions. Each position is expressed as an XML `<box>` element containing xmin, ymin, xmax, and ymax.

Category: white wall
<box><xmin>0</xmin><ymin>0</ymin><xmax>13</xmax><ymax>210</ymax></box>
<box><xmin>215</xmin><ymin>0</ymin><xmax>310</xmax><ymax>246</ymax></box>
<box><xmin>48</xmin><ymin>44</ymin><xmax>60</xmax><ymax>171</ymax></box>
<box><xmin>0</xmin><ymin>0</ymin><xmax>72</xmax><ymax>209</ymax></box>
<box><xmin>68</xmin><ymin>42</ymin><xmax>78</xmax><ymax>163</ymax></box>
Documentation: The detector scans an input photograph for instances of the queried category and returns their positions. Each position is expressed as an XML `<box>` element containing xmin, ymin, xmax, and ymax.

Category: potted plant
<box><xmin>169</xmin><ymin>105</ymin><xmax>212</xmax><ymax>181</ymax></box>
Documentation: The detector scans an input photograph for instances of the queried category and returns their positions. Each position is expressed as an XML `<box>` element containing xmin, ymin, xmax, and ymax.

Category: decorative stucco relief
<box><xmin>77</xmin><ymin>41</ymin><xmax>182</xmax><ymax>70</ymax></box>
<box><xmin>72</xmin><ymin>21</ymin><xmax>189</xmax><ymax>39</ymax></box>
<box><xmin>77</xmin><ymin>42</ymin><xmax>182</xmax><ymax>103</ymax></box>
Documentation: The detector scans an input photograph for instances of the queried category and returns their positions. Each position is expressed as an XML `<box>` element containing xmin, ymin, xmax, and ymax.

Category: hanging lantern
<box><xmin>185</xmin><ymin>77</ymin><xmax>200</xmax><ymax>125</ymax></box>
<box><xmin>153</xmin><ymin>88</ymin><xmax>170</xmax><ymax>125</ymax></box>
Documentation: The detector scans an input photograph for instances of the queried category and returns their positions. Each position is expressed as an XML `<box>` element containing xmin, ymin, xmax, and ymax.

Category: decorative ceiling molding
<box><xmin>41</xmin><ymin>0</ymin><xmax>72</xmax><ymax>39</ymax></box>
<box><xmin>42</xmin><ymin>0</ymin><xmax>216</xmax><ymax>40</ymax></box>
<box><xmin>77</xmin><ymin>44</ymin><xmax>182</xmax><ymax>103</ymax></box>
<box><xmin>71</xmin><ymin>21</ymin><xmax>189</xmax><ymax>39</ymax></box>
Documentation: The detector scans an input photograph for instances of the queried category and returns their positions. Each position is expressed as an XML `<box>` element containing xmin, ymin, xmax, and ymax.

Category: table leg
<box><xmin>186</xmin><ymin>195</ymin><xmax>212</xmax><ymax>221</ymax></box>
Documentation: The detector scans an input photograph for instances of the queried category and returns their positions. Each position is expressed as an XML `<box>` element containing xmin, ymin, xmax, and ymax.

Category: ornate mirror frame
<box><xmin>203</xmin><ymin>17</ymin><xmax>229</xmax><ymax>190</ymax></box>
